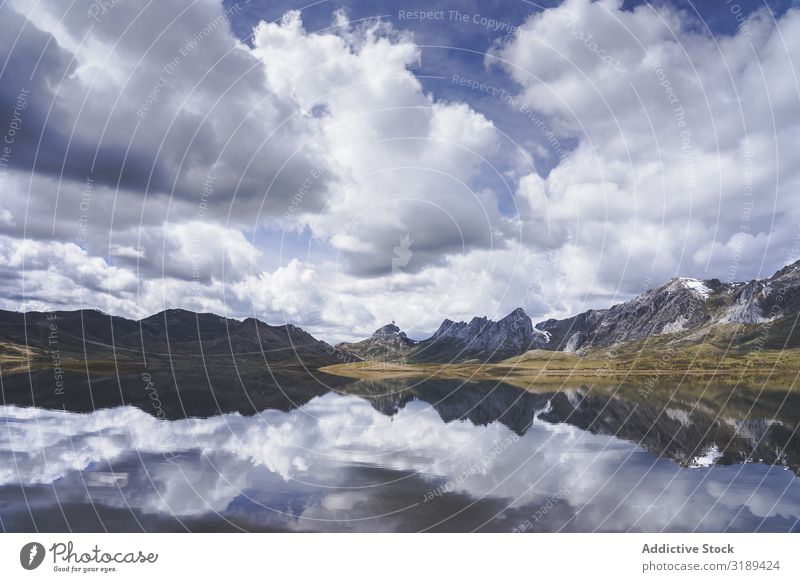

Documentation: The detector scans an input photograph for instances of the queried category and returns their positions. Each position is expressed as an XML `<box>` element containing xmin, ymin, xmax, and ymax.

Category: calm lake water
<box><xmin>1</xmin><ymin>371</ymin><xmax>799</xmax><ymax>532</ymax></box>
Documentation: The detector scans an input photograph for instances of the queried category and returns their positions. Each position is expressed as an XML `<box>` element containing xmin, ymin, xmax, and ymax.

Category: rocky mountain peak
<box><xmin>508</xmin><ymin>307</ymin><xmax>528</xmax><ymax>317</ymax></box>
<box><xmin>431</xmin><ymin>308</ymin><xmax>548</xmax><ymax>352</ymax></box>
<box><xmin>368</xmin><ymin>323</ymin><xmax>416</xmax><ymax>346</ymax></box>
<box><xmin>335</xmin><ymin>321</ymin><xmax>416</xmax><ymax>361</ymax></box>
<box><xmin>372</xmin><ymin>322</ymin><xmax>403</xmax><ymax>339</ymax></box>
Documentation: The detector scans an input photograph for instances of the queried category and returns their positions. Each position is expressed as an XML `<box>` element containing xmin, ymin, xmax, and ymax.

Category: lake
<box><xmin>1</xmin><ymin>370</ymin><xmax>799</xmax><ymax>532</ymax></box>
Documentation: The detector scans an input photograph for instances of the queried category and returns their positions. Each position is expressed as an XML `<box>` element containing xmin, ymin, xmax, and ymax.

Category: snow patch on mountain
<box><xmin>679</xmin><ymin>278</ymin><xmax>712</xmax><ymax>298</ymax></box>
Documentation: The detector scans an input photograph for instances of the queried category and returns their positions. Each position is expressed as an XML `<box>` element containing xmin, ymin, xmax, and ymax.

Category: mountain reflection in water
<box><xmin>1</xmin><ymin>371</ymin><xmax>799</xmax><ymax>532</ymax></box>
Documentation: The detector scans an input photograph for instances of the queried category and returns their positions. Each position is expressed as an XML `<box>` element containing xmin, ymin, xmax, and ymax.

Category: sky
<box><xmin>0</xmin><ymin>0</ymin><xmax>798</xmax><ymax>343</ymax></box>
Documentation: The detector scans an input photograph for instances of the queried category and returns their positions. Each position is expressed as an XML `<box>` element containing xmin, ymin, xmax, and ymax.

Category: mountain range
<box><xmin>2</xmin><ymin>260</ymin><xmax>800</xmax><ymax>368</ymax></box>
<box><xmin>336</xmin><ymin>307</ymin><xmax>549</xmax><ymax>363</ymax></box>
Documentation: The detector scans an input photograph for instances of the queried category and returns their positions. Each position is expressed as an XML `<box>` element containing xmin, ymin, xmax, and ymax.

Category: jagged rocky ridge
<box><xmin>414</xmin><ymin>307</ymin><xmax>549</xmax><ymax>362</ymax></box>
<box><xmin>338</xmin><ymin>307</ymin><xmax>550</xmax><ymax>363</ymax></box>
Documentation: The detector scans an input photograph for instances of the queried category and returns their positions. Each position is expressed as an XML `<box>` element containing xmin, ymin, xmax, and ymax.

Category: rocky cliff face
<box><xmin>430</xmin><ymin>308</ymin><xmax>549</xmax><ymax>354</ymax></box>
<box><xmin>535</xmin><ymin>261</ymin><xmax>800</xmax><ymax>353</ymax></box>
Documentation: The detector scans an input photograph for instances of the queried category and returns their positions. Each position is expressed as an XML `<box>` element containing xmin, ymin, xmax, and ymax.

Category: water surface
<box><xmin>1</xmin><ymin>372</ymin><xmax>799</xmax><ymax>532</ymax></box>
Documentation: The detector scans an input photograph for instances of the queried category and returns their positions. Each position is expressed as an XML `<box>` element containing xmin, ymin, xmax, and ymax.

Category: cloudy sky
<box><xmin>0</xmin><ymin>0</ymin><xmax>798</xmax><ymax>342</ymax></box>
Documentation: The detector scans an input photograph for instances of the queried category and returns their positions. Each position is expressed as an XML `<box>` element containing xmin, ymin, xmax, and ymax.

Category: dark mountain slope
<box><xmin>0</xmin><ymin>308</ymin><xmax>350</xmax><ymax>368</ymax></box>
